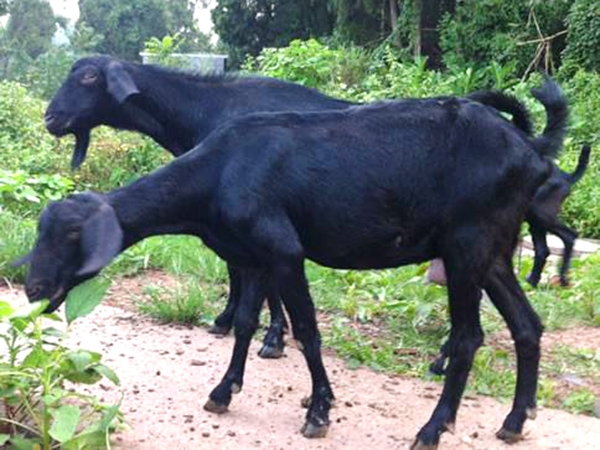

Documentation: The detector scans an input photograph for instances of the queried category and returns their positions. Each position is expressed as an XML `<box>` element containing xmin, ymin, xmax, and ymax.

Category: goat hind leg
<box><xmin>413</xmin><ymin>253</ymin><xmax>484</xmax><ymax>449</ymax></box>
<box><xmin>258</xmin><ymin>292</ymin><xmax>288</xmax><ymax>359</ymax></box>
<box><xmin>209</xmin><ymin>265</ymin><xmax>242</xmax><ymax>335</ymax></box>
<box><xmin>549</xmin><ymin>222</ymin><xmax>577</xmax><ymax>287</ymax></box>
<box><xmin>526</xmin><ymin>225</ymin><xmax>549</xmax><ymax>287</ymax></box>
<box><xmin>485</xmin><ymin>260</ymin><xmax>542</xmax><ymax>442</ymax></box>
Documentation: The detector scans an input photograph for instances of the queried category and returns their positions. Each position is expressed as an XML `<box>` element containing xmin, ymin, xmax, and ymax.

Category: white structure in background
<box><xmin>139</xmin><ymin>52</ymin><xmax>228</xmax><ymax>73</ymax></box>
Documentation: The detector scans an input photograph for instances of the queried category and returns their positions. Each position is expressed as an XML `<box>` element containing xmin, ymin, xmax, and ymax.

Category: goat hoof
<box><xmin>208</xmin><ymin>324</ymin><xmax>231</xmax><ymax>335</ymax></box>
<box><xmin>203</xmin><ymin>399</ymin><xmax>229</xmax><ymax>414</ymax></box>
<box><xmin>496</xmin><ymin>427</ymin><xmax>523</xmax><ymax>443</ymax></box>
<box><xmin>301</xmin><ymin>395</ymin><xmax>312</xmax><ymax>408</ymax></box>
<box><xmin>258</xmin><ymin>344</ymin><xmax>284</xmax><ymax>359</ymax></box>
<box><xmin>300</xmin><ymin>421</ymin><xmax>329</xmax><ymax>438</ymax></box>
<box><xmin>410</xmin><ymin>439</ymin><xmax>438</xmax><ymax>450</ymax></box>
<box><xmin>428</xmin><ymin>360</ymin><xmax>446</xmax><ymax>376</ymax></box>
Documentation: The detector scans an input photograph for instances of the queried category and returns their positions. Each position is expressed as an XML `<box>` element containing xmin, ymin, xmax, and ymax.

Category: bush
<box><xmin>243</xmin><ymin>39</ymin><xmax>370</xmax><ymax>99</ymax></box>
<box><xmin>562</xmin><ymin>0</ymin><xmax>600</xmax><ymax>72</ymax></box>
<box><xmin>440</xmin><ymin>0</ymin><xmax>572</xmax><ymax>76</ymax></box>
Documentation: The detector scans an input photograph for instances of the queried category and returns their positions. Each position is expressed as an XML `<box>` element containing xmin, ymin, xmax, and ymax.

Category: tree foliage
<box><xmin>440</xmin><ymin>0</ymin><xmax>572</xmax><ymax>75</ymax></box>
<box><xmin>5</xmin><ymin>0</ymin><xmax>58</xmax><ymax>58</ymax></box>
<box><xmin>77</xmin><ymin>0</ymin><xmax>209</xmax><ymax>60</ymax></box>
<box><xmin>562</xmin><ymin>0</ymin><xmax>600</xmax><ymax>72</ymax></box>
<box><xmin>212</xmin><ymin>0</ymin><xmax>333</xmax><ymax>67</ymax></box>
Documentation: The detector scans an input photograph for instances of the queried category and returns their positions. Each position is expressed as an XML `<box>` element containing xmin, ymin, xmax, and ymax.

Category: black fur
<box><xmin>24</xmin><ymin>79</ymin><xmax>567</xmax><ymax>447</ymax></box>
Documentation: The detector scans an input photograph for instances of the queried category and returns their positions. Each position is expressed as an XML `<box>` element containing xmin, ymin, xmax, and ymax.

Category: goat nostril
<box><xmin>44</xmin><ymin>114</ymin><xmax>55</xmax><ymax>126</ymax></box>
<box><xmin>27</xmin><ymin>285</ymin><xmax>42</xmax><ymax>299</ymax></box>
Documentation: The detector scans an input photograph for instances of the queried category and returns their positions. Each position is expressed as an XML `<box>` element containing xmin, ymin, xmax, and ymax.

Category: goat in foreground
<box><xmin>20</xmin><ymin>79</ymin><xmax>566</xmax><ymax>448</ymax></box>
<box><xmin>45</xmin><ymin>55</ymin><xmax>353</xmax><ymax>358</ymax></box>
<box><xmin>45</xmin><ymin>56</ymin><xmax>547</xmax><ymax>360</ymax></box>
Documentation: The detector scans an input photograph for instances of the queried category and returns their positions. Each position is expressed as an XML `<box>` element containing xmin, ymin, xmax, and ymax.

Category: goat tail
<box><xmin>467</xmin><ymin>90</ymin><xmax>533</xmax><ymax>135</ymax></box>
<box><xmin>568</xmin><ymin>144</ymin><xmax>592</xmax><ymax>184</ymax></box>
<box><xmin>530</xmin><ymin>76</ymin><xmax>569</xmax><ymax>159</ymax></box>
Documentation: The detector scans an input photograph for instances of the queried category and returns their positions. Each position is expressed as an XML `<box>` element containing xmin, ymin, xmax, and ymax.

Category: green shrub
<box><xmin>562</xmin><ymin>0</ymin><xmax>600</xmax><ymax>72</ymax></box>
<box><xmin>559</xmin><ymin>70</ymin><xmax>600</xmax><ymax>237</ymax></box>
<box><xmin>440</xmin><ymin>0</ymin><xmax>572</xmax><ymax>76</ymax></box>
<box><xmin>0</xmin><ymin>170</ymin><xmax>75</xmax><ymax>216</ymax></box>
<box><xmin>243</xmin><ymin>38</ymin><xmax>370</xmax><ymax>98</ymax></box>
<box><xmin>0</xmin><ymin>281</ymin><xmax>122</xmax><ymax>449</ymax></box>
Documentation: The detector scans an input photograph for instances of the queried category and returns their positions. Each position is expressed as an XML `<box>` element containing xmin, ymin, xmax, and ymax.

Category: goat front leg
<box><xmin>258</xmin><ymin>292</ymin><xmax>288</xmax><ymax>359</ymax></box>
<box><xmin>209</xmin><ymin>264</ymin><xmax>242</xmax><ymax>335</ymax></box>
<box><xmin>204</xmin><ymin>268</ymin><xmax>269</xmax><ymax>413</ymax></box>
<box><xmin>485</xmin><ymin>259</ymin><xmax>542</xmax><ymax>442</ymax></box>
<box><xmin>412</xmin><ymin>253</ymin><xmax>484</xmax><ymax>450</ymax></box>
<box><xmin>275</xmin><ymin>261</ymin><xmax>334</xmax><ymax>438</ymax></box>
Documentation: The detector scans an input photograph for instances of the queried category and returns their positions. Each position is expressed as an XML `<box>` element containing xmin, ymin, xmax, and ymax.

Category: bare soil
<box><xmin>2</xmin><ymin>285</ymin><xmax>599</xmax><ymax>450</ymax></box>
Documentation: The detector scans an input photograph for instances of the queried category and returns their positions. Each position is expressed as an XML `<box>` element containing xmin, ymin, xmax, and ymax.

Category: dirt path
<box><xmin>2</xmin><ymin>286</ymin><xmax>600</xmax><ymax>449</ymax></box>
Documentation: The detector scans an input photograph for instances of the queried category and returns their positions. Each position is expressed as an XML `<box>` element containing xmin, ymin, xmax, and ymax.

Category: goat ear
<box><xmin>11</xmin><ymin>251</ymin><xmax>33</xmax><ymax>267</ymax></box>
<box><xmin>77</xmin><ymin>204</ymin><xmax>123</xmax><ymax>277</ymax></box>
<box><xmin>106</xmin><ymin>61</ymin><xmax>139</xmax><ymax>103</ymax></box>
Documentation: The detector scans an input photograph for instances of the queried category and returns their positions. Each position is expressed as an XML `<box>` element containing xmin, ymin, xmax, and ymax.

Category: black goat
<box><xmin>19</xmin><ymin>78</ymin><xmax>566</xmax><ymax>448</ymax></box>
<box><xmin>427</xmin><ymin>144</ymin><xmax>592</xmax><ymax>289</ymax></box>
<box><xmin>526</xmin><ymin>144</ymin><xmax>591</xmax><ymax>287</ymax></box>
<box><xmin>45</xmin><ymin>56</ymin><xmax>542</xmax><ymax>361</ymax></box>
<box><xmin>45</xmin><ymin>55</ymin><xmax>353</xmax><ymax>358</ymax></box>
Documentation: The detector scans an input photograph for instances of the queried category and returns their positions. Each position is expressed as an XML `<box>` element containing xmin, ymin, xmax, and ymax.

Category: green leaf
<box><xmin>67</xmin><ymin>350</ymin><xmax>96</xmax><ymax>372</ymax></box>
<box><xmin>8</xmin><ymin>435</ymin><xmax>41</xmax><ymax>450</ymax></box>
<box><xmin>0</xmin><ymin>300</ymin><xmax>15</xmax><ymax>318</ymax></box>
<box><xmin>93</xmin><ymin>364</ymin><xmax>120</xmax><ymax>385</ymax></box>
<box><xmin>0</xmin><ymin>434</ymin><xmax>9</xmax><ymax>445</ymax></box>
<box><xmin>98</xmin><ymin>404</ymin><xmax>121</xmax><ymax>432</ymax></box>
<box><xmin>63</xmin><ymin>368</ymin><xmax>102</xmax><ymax>385</ymax></box>
<box><xmin>65</xmin><ymin>279</ymin><xmax>110</xmax><ymax>324</ymax></box>
<box><xmin>62</xmin><ymin>430</ymin><xmax>107</xmax><ymax>450</ymax></box>
<box><xmin>22</xmin><ymin>346</ymin><xmax>52</xmax><ymax>368</ymax></box>
<box><xmin>9</xmin><ymin>300</ymin><xmax>49</xmax><ymax>322</ymax></box>
<box><xmin>50</xmin><ymin>404</ymin><xmax>81</xmax><ymax>443</ymax></box>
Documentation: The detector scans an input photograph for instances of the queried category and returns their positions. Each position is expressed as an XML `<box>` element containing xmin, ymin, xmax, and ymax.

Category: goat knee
<box><xmin>512</xmin><ymin>330</ymin><xmax>542</xmax><ymax>358</ymax></box>
<box><xmin>233</xmin><ymin>314</ymin><xmax>259</xmax><ymax>338</ymax></box>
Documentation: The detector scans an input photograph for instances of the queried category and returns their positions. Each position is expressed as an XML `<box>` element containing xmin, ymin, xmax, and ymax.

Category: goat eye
<box><xmin>81</xmin><ymin>72</ymin><xmax>98</xmax><ymax>85</ymax></box>
<box><xmin>67</xmin><ymin>230</ymin><xmax>80</xmax><ymax>240</ymax></box>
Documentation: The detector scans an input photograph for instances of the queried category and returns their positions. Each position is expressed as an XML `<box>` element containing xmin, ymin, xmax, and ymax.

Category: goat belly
<box><xmin>305</xmin><ymin>233</ymin><xmax>437</xmax><ymax>270</ymax></box>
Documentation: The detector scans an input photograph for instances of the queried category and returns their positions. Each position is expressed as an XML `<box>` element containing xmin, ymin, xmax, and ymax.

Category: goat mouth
<box><xmin>45</xmin><ymin>115</ymin><xmax>75</xmax><ymax>137</ymax></box>
<box><xmin>43</xmin><ymin>287</ymin><xmax>67</xmax><ymax>313</ymax></box>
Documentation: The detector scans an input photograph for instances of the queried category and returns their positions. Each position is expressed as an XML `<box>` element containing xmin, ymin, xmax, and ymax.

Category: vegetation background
<box><xmin>0</xmin><ymin>1</ymin><xmax>599</xmax><ymax>440</ymax></box>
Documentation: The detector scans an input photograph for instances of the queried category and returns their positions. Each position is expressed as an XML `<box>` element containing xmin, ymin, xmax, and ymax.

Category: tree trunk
<box><xmin>415</xmin><ymin>0</ymin><xmax>455</xmax><ymax>69</ymax></box>
<box><xmin>389</xmin><ymin>0</ymin><xmax>398</xmax><ymax>30</ymax></box>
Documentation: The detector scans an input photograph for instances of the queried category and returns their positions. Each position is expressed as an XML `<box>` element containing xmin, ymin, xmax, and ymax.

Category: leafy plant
<box><xmin>143</xmin><ymin>33</ymin><xmax>190</xmax><ymax>69</ymax></box>
<box><xmin>0</xmin><ymin>170</ymin><xmax>75</xmax><ymax>216</ymax></box>
<box><xmin>0</xmin><ymin>279</ymin><xmax>122</xmax><ymax>449</ymax></box>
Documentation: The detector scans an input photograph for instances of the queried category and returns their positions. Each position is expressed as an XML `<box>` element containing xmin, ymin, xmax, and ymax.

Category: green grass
<box><xmin>0</xmin><ymin>209</ymin><xmax>36</xmax><ymax>283</ymax></box>
<box><xmin>137</xmin><ymin>277</ymin><xmax>225</xmax><ymax>326</ymax></box>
